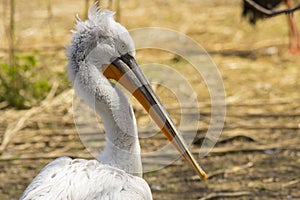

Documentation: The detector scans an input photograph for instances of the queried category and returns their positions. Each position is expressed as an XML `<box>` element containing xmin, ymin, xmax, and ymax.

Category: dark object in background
<box><xmin>242</xmin><ymin>0</ymin><xmax>283</xmax><ymax>24</ymax></box>
<box><xmin>242</xmin><ymin>0</ymin><xmax>300</xmax><ymax>53</ymax></box>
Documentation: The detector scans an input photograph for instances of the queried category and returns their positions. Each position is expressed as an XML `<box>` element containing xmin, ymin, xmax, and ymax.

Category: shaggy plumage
<box><xmin>20</xmin><ymin>5</ymin><xmax>151</xmax><ymax>200</ymax></box>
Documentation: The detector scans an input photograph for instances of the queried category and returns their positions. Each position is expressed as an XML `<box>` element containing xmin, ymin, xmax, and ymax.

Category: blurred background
<box><xmin>0</xmin><ymin>0</ymin><xmax>299</xmax><ymax>199</ymax></box>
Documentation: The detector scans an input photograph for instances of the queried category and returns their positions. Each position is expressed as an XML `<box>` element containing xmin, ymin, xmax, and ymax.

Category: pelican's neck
<box><xmin>73</xmin><ymin>62</ymin><xmax>142</xmax><ymax>177</ymax></box>
<box><xmin>95</xmin><ymin>93</ymin><xmax>143</xmax><ymax>177</ymax></box>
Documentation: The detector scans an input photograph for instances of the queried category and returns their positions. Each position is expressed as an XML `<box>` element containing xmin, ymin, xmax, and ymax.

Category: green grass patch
<box><xmin>0</xmin><ymin>54</ymin><xmax>51</xmax><ymax>109</ymax></box>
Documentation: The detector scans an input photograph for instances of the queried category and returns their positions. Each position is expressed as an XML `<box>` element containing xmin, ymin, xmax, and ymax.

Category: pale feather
<box><xmin>20</xmin><ymin>157</ymin><xmax>152</xmax><ymax>200</ymax></box>
<box><xmin>21</xmin><ymin>4</ymin><xmax>152</xmax><ymax>200</ymax></box>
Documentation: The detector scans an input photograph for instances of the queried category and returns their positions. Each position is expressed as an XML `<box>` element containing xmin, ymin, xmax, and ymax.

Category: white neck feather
<box><xmin>72</xmin><ymin>62</ymin><xmax>142</xmax><ymax>177</ymax></box>
<box><xmin>95</xmin><ymin>90</ymin><xmax>143</xmax><ymax>177</ymax></box>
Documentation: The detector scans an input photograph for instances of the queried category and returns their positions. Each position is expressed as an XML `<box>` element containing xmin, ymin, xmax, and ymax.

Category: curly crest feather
<box><xmin>66</xmin><ymin>5</ymin><xmax>116</xmax><ymax>82</ymax></box>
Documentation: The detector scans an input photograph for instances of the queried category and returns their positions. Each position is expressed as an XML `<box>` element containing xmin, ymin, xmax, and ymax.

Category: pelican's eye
<box><xmin>116</xmin><ymin>41</ymin><xmax>128</xmax><ymax>55</ymax></box>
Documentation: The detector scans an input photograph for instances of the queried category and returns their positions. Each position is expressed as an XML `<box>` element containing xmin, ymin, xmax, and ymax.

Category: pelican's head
<box><xmin>66</xmin><ymin>5</ymin><xmax>207</xmax><ymax>181</ymax></box>
<box><xmin>66</xmin><ymin>5</ymin><xmax>135</xmax><ymax>82</ymax></box>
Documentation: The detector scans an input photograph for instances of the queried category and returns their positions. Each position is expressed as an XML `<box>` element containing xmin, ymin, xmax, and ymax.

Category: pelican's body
<box><xmin>20</xmin><ymin>157</ymin><xmax>151</xmax><ymax>199</ymax></box>
<box><xmin>20</xmin><ymin>5</ymin><xmax>206</xmax><ymax>200</ymax></box>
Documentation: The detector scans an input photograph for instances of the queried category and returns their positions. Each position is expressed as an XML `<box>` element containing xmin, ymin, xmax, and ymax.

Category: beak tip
<box><xmin>202</xmin><ymin>173</ymin><xmax>207</xmax><ymax>181</ymax></box>
<box><xmin>197</xmin><ymin>167</ymin><xmax>207</xmax><ymax>181</ymax></box>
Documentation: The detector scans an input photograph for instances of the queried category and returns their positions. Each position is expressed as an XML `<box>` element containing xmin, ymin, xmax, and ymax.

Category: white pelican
<box><xmin>20</xmin><ymin>5</ymin><xmax>206</xmax><ymax>200</ymax></box>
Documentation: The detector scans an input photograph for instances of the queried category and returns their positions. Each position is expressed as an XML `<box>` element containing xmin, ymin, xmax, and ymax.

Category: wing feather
<box><xmin>20</xmin><ymin>157</ymin><xmax>152</xmax><ymax>200</ymax></box>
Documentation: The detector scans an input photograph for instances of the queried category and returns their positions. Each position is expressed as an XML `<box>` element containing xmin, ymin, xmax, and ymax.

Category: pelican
<box><xmin>20</xmin><ymin>5</ymin><xmax>206</xmax><ymax>200</ymax></box>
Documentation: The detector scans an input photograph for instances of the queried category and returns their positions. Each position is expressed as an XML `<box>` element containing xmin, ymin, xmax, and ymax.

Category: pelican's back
<box><xmin>20</xmin><ymin>157</ymin><xmax>152</xmax><ymax>200</ymax></box>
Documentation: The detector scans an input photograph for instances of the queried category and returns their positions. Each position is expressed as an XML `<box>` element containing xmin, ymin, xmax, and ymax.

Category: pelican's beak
<box><xmin>103</xmin><ymin>53</ymin><xmax>206</xmax><ymax>181</ymax></box>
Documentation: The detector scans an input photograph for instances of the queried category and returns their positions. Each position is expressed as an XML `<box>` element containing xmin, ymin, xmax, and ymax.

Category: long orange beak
<box><xmin>103</xmin><ymin>53</ymin><xmax>206</xmax><ymax>181</ymax></box>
